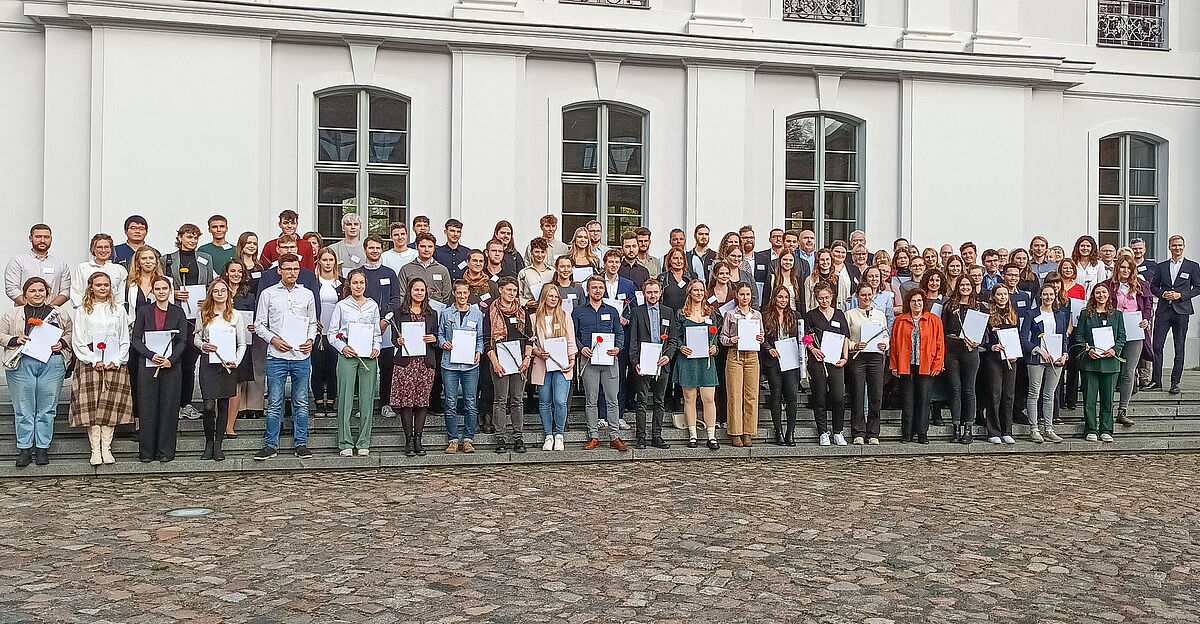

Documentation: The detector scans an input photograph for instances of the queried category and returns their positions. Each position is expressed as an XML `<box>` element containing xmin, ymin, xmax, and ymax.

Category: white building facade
<box><xmin>2</xmin><ymin>0</ymin><xmax>1197</xmax><ymax>260</ymax></box>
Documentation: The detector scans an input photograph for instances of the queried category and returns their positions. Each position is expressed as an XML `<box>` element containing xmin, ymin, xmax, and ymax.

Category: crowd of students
<box><xmin>3</xmin><ymin>211</ymin><xmax>1198</xmax><ymax>467</ymax></box>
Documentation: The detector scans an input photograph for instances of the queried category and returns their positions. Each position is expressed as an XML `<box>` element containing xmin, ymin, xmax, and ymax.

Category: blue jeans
<box><xmin>538</xmin><ymin>371</ymin><xmax>570</xmax><ymax>435</ymax></box>
<box><xmin>6</xmin><ymin>354</ymin><xmax>65</xmax><ymax>449</ymax></box>
<box><xmin>442</xmin><ymin>367</ymin><xmax>479</xmax><ymax>442</ymax></box>
<box><xmin>264</xmin><ymin>357</ymin><xmax>311</xmax><ymax>449</ymax></box>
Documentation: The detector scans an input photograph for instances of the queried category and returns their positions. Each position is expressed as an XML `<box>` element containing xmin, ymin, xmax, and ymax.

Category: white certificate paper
<box><xmin>930</xmin><ymin>302</ymin><xmax>944</xmax><ymax>317</ymax></box>
<box><xmin>737</xmin><ymin>319</ymin><xmax>760</xmax><ymax>351</ymax></box>
<box><xmin>1093</xmin><ymin>325</ymin><xmax>1116</xmax><ymax>353</ymax></box>
<box><xmin>859</xmin><ymin>321</ymin><xmax>885</xmax><ymax>353</ymax></box>
<box><xmin>1070</xmin><ymin>298</ymin><xmax>1085</xmax><ymax>325</ymax></box>
<box><xmin>602</xmin><ymin>297</ymin><xmax>625</xmax><ymax>316</ymax></box>
<box><xmin>775</xmin><ymin>337</ymin><xmax>801</xmax><ymax>372</ymax></box>
<box><xmin>143</xmin><ymin>330</ymin><xmax>173</xmax><ymax>367</ymax></box>
<box><xmin>182</xmin><ymin>285</ymin><xmax>207</xmax><ymax>320</ymax></box>
<box><xmin>542</xmin><ymin>336</ymin><xmax>569</xmax><ymax>372</ymax></box>
<box><xmin>19</xmin><ymin>323</ymin><xmax>63</xmax><ymax>363</ymax></box>
<box><xmin>281</xmin><ymin>315</ymin><xmax>309</xmax><ymax>352</ymax></box>
<box><xmin>572</xmin><ymin>267</ymin><xmax>594</xmax><ymax>284</ymax></box>
<box><xmin>207</xmin><ymin>327</ymin><xmax>238</xmax><ymax>364</ymax></box>
<box><xmin>962</xmin><ymin>309</ymin><xmax>988</xmax><ymax>344</ymax></box>
<box><xmin>450</xmin><ymin>329</ymin><xmax>477</xmax><ymax>365</ymax></box>
<box><xmin>429</xmin><ymin>300</ymin><xmax>448</xmax><ymax>314</ymax></box>
<box><xmin>496</xmin><ymin>339</ymin><xmax>522</xmax><ymax>375</ymax></box>
<box><xmin>821</xmin><ymin>331</ymin><xmax>846</xmax><ymax>364</ymax></box>
<box><xmin>400</xmin><ymin>321</ymin><xmax>427</xmax><ymax>357</ymax></box>
<box><xmin>1123</xmin><ymin>311</ymin><xmax>1145</xmax><ymax>342</ymax></box>
<box><xmin>590</xmin><ymin>333</ymin><xmax>615</xmax><ymax>365</ymax></box>
<box><xmin>685</xmin><ymin>325</ymin><xmax>710</xmax><ymax>359</ymax></box>
<box><xmin>638</xmin><ymin>342</ymin><xmax>663</xmax><ymax>376</ymax></box>
<box><xmin>996</xmin><ymin>327</ymin><xmax>1023</xmax><ymax>358</ymax></box>
<box><xmin>1042</xmin><ymin>333</ymin><xmax>1064</xmax><ymax>360</ymax></box>
<box><xmin>93</xmin><ymin>332</ymin><xmax>120</xmax><ymax>365</ymax></box>
<box><xmin>347</xmin><ymin>322</ymin><xmax>374</xmax><ymax>357</ymax></box>
<box><xmin>719</xmin><ymin>299</ymin><xmax>737</xmax><ymax>315</ymax></box>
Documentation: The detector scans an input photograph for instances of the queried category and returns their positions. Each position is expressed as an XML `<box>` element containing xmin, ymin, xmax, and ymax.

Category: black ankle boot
<box><xmin>15</xmin><ymin>449</ymin><xmax>32</xmax><ymax>467</ymax></box>
<box><xmin>774</xmin><ymin>431</ymin><xmax>785</xmax><ymax>445</ymax></box>
<box><xmin>415</xmin><ymin>434</ymin><xmax>426</xmax><ymax>456</ymax></box>
<box><xmin>953</xmin><ymin>424</ymin><xmax>963</xmax><ymax>443</ymax></box>
<box><xmin>200</xmin><ymin>440</ymin><xmax>214</xmax><ymax>460</ymax></box>
<box><xmin>405</xmin><ymin>435</ymin><xmax>416</xmax><ymax>457</ymax></box>
<box><xmin>213</xmin><ymin>441</ymin><xmax>225</xmax><ymax>462</ymax></box>
<box><xmin>961</xmin><ymin>424</ymin><xmax>973</xmax><ymax>444</ymax></box>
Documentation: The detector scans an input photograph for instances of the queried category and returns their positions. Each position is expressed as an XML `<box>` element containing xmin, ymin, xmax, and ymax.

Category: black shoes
<box><xmin>405</xmin><ymin>438</ymin><xmax>417</xmax><ymax>457</ymax></box>
<box><xmin>201</xmin><ymin>441</ymin><xmax>214</xmax><ymax>460</ymax></box>
<box><xmin>511</xmin><ymin>438</ymin><xmax>525</xmax><ymax>454</ymax></box>
<box><xmin>706</xmin><ymin>439</ymin><xmax>720</xmax><ymax>450</ymax></box>
<box><xmin>916</xmin><ymin>435</ymin><xmax>930</xmax><ymax>445</ymax></box>
<box><xmin>34</xmin><ymin>448</ymin><xmax>48</xmax><ymax>465</ymax></box>
<box><xmin>651</xmin><ymin>437</ymin><xmax>669</xmax><ymax>449</ymax></box>
<box><xmin>1169</xmin><ymin>386</ymin><xmax>1182</xmax><ymax>395</ymax></box>
<box><xmin>773</xmin><ymin>432</ymin><xmax>785</xmax><ymax>446</ymax></box>
<box><xmin>634</xmin><ymin>439</ymin><xmax>647</xmax><ymax>450</ymax></box>
<box><xmin>960</xmin><ymin>426</ymin><xmax>973</xmax><ymax>445</ymax></box>
<box><xmin>494</xmin><ymin>439</ymin><xmax>507</xmax><ymax>454</ymax></box>
<box><xmin>294</xmin><ymin>445</ymin><xmax>313</xmax><ymax>459</ymax></box>
<box><xmin>415</xmin><ymin>435</ymin><xmax>427</xmax><ymax>456</ymax></box>
<box><xmin>1116</xmin><ymin>408</ymin><xmax>1135</xmax><ymax>427</ymax></box>
<box><xmin>687</xmin><ymin>438</ymin><xmax>698</xmax><ymax>448</ymax></box>
<box><xmin>15</xmin><ymin>449</ymin><xmax>32</xmax><ymax>467</ymax></box>
<box><xmin>1145</xmin><ymin>382</ymin><xmax>1163</xmax><ymax>391</ymax></box>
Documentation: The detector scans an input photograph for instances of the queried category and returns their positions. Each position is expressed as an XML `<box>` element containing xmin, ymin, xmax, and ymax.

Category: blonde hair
<box><xmin>199</xmin><ymin>279</ymin><xmax>234</xmax><ymax>326</ymax></box>
<box><xmin>127</xmin><ymin>245</ymin><xmax>164</xmax><ymax>289</ymax></box>
<box><xmin>534</xmin><ymin>283</ymin><xmax>568</xmax><ymax>339</ymax></box>
<box><xmin>82</xmin><ymin>272</ymin><xmax>116</xmax><ymax>315</ymax></box>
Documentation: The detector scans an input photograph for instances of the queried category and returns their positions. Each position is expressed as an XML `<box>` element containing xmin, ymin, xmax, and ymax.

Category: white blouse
<box><xmin>318</xmin><ymin>277</ymin><xmax>340</xmax><ymax>329</ymax></box>
<box><xmin>71</xmin><ymin>302</ymin><xmax>130</xmax><ymax>365</ymax></box>
<box><xmin>72</xmin><ymin>260</ymin><xmax>129</xmax><ymax>308</ymax></box>
<box><xmin>193</xmin><ymin>311</ymin><xmax>249</xmax><ymax>366</ymax></box>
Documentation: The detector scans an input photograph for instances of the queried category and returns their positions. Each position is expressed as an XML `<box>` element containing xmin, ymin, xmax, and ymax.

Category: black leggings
<box><xmin>400</xmin><ymin>406</ymin><xmax>429</xmax><ymax>439</ymax></box>
<box><xmin>202</xmin><ymin>398</ymin><xmax>231</xmax><ymax>445</ymax></box>
<box><xmin>762</xmin><ymin>362</ymin><xmax>800</xmax><ymax>437</ymax></box>
<box><xmin>807</xmin><ymin>358</ymin><xmax>846</xmax><ymax>434</ymax></box>
<box><xmin>944</xmin><ymin>347</ymin><xmax>979</xmax><ymax>427</ymax></box>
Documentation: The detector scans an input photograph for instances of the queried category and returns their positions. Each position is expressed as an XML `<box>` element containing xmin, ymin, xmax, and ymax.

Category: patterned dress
<box><xmin>389</xmin><ymin>310</ymin><xmax>436</xmax><ymax>408</ymax></box>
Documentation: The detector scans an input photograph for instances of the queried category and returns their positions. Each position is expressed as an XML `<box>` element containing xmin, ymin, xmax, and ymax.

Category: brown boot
<box><xmin>743</xmin><ymin>434</ymin><xmax>753</xmax><ymax>447</ymax></box>
<box><xmin>730</xmin><ymin>435</ymin><xmax>743</xmax><ymax>447</ymax></box>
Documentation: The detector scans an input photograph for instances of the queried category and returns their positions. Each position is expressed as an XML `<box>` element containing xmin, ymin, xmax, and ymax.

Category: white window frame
<box><xmin>561</xmin><ymin>102</ymin><xmax>648</xmax><ymax>247</ymax></box>
<box><xmin>1097</xmin><ymin>0</ymin><xmax>1168</xmax><ymax>49</ymax></box>
<box><xmin>782</xmin><ymin>113</ymin><xmax>863</xmax><ymax>247</ymax></box>
<box><xmin>1098</xmin><ymin>132</ymin><xmax>1164</xmax><ymax>258</ymax></box>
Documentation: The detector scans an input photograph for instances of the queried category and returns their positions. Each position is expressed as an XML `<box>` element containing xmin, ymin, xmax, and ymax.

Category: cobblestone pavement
<box><xmin>1</xmin><ymin>454</ymin><xmax>1198</xmax><ymax>624</ymax></box>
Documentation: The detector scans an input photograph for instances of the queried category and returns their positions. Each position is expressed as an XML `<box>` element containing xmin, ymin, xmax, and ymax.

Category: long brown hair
<box><xmin>534</xmin><ymin>283</ymin><xmax>568</xmax><ymax>339</ymax></box>
<box><xmin>236</xmin><ymin>232</ymin><xmax>263</xmax><ymax>271</ymax></box>
<box><xmin>762</xmin><ymin>285</ymin><xmax>797</xmax><ymax>338</ymax></box>
<box><xmin>945</xmin><ymin>275</ymin><xmax>978</xmax><ymax>313</ymax></box>
<box><xmin>1041</xmin><ymin>271</ymin><xmax>1070</xmax><ymax>308</ymax></box>
<box><xmin>682</xmin><ymin>279</ymin><xmax>710</xmax><ymax>318</ymax></box>
<box><xmin>773</xmin><ymin>253</ymin><xmax>802</xmax><ymax>296</ymax></box>
<box><xmin>1071</xmin><ymin>235</ymin><xmax>1099</xmax><ymax>267</ymax></box>
<box><xmin>1084</xmin><ymin>283</ymin><xmax>1113</xmax><ymax>317</ymax></box>
<box><xmin>1110</xmin><ymin>256</ymin><xmax>1142</xmax><ymax>294</ymax></box>
<box><xmin>199</xmin><ymin>279</ymin><xmax>234</xmax><ymax>326</ymax></box>
<box><xmin>987</xmin><ymin>284</ymin><xmax>1018</xmax><ymax>327</ymax></box>
<box><xmin>81</xmin><ymin>272</ymin><xmax>116</xmax><ymax>315</ymax></box>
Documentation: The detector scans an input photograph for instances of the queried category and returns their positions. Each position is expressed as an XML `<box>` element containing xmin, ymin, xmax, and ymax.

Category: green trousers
<box><xmin>336</xmin><ymin>355</ymin><xmax>378</xmax><ymax>450</ymax></box>
<box><xmin>1080</xmin><ymin>370</ymin><xmax>1117</xmax><ymax>436</ymax></box>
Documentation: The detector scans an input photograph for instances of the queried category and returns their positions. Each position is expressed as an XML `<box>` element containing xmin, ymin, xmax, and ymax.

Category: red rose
<box><xmin>596</xmin><ymin>336</ymin><xmax>604</xmax><ymax>343</ymax></box>
<box><xmin>708</xmin><ymin>326</ymin><xmax>717</xmax><ymax>334</ymax></box>
<box><xmin>660</xmin><ymin>334</ymin><xmax>668</xmax><ymax>340</ymax></box>
<box><xmin>28</xmin><ymin>318</ymin><xmax>43</xmax><ymax>326</ymax></box>
<box><xmin>96</xmin><ymin>342</ymin><xmax>107</xmax><ymax>350</ymax></box>
<box><xmin>336</xmin><ymin>333</ymin><xmax>345</xmax><ymax>340</ymax></box>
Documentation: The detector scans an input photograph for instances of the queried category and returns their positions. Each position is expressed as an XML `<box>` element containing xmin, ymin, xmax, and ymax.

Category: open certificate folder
<box><xmin>143</xmin><ymin>331</ymin><xmax>174</xmax><ymax>367</ymax></box>
<box><xmin>19</xmin><ymin>323</ymin><xmax>63</xmax><ymax>363</ymax></box>
<box><xmin>1092</xmin><ymin>325</ymin><xmax>1116</xmax><ymax>353</ymax></box>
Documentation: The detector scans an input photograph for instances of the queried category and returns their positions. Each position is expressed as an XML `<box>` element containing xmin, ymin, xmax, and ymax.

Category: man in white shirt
<box><xmin>797</xmin><ymin>229</ymin><xmax>817</xmax><ymax>271</ymax></box>
<box><xmin>329</xmin><ymin>213</ymin><xmax>366</xmax><ymax>275</ymax></box>
<box><xmin>254</xmin><ymin>253</ymin><xmax>318</xmax><ymax>460</ymax></box>
<box><xmin>5</xmin><ymin>224</ymin><xmax>71</xmax><ymax>306</ymax></box>
<box><xmin>524</xmin><ymin>214</ymin><xmax>570</xmax><ymax>265</ymax></box>
<box><xmin>382</xmin><ymin>221</ymin><xmax>417</xmax><ymax>275</ymax></box>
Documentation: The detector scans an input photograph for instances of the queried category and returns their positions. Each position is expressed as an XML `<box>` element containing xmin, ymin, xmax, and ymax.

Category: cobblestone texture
<box><xmin>1</xmin><ymin>454</ymin><xmax>1199</xmax><ymax>623</ymax></box>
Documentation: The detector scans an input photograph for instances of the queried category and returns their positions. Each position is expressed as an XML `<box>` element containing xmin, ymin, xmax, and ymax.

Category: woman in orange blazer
<box><xmin>890</xmin><ymin>288</ymin><xmax>945</xmax><ymax>444</ymax></box>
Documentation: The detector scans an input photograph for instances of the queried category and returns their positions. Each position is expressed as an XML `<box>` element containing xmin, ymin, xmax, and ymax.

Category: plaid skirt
<box><xmin>69</xmin><ymin>364</ymin><xmax>135</xmax><ymax>427</ymax></box>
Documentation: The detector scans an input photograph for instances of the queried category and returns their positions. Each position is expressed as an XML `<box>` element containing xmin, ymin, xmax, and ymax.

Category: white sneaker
<box><xmin>1001</xmin><ymin>435</ymin><xmax>1016</xmax><ymax>445</ymax></box>
<box><xmin>542</xmin><ymin>436</ymin><xmax>554</xmax><ymax>451</ymax></box>
<box><xmin>339</xmin><ymin>449</ymin><xmax>353</xmax><ymax>457</ymax></box>
<box><xmin>818</xmin><ymin>433</ymin><xmax>831</xmax><ymax>446</ymax></box>
<box><xmin>987</xmin><ymin>436</ymin><xmax>1002</xmax><ymax>444</ymax></box>
<box><xmin>832</xmin><ymin>433</ymin><xmax>848</xmax><ymax>446</ymax></box>
<box><xmin>1030</xmin><ymin>430</ymin><xmax>1044</xmax><ymax>444</ymax></box>
<box><xmin>358</xmin><ymin>448</ymin><xmax>369</xmax><ymax>456</ymax></box>
<box><xmin>381</xmin><ymin>406</ymin><xmax>396</xmax><ymax>419</ymax></box>
<box><xmin>553</xmin><ymin>434</ymin><xmax>565</xmax><ymax>451</ymax></box>
<box><xmin>598</xmin><ymin>420</ymin><xmax>610</xmax><ymax>429</ymax></box>
<box><xmin>1099</xmin><ymin>433</ymin><xmax>1114</xmax><ymax>443</ymax></box>
<box><xmin>1044</xmin><ymin>428</ymin><xmax>1063</xmax><ymax>443</ymax></box>
<box><xmin>1085</xmin><ymin>433</ymin><xmax>1099</xmax><ymax>442</ymax></box>
<box><xmin>184</xmin><ymin>405</ymin><xmax>201</xmax><ymax>419</ymax></box>
<box><xmin>618</xmin><ymin>418</ymin><xmax>632</xmax><ymax>431</ymax></box>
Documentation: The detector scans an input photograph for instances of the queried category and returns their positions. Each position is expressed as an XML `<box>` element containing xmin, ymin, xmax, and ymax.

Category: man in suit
<box><xmin>162</xmin><ymin>223</ymin><xmax>216</xmax><ymax>420</ymax></box>
<box><xmin>629</xmin><ymin>278</ymin><xmax>675</xmax><ymax>449</ymax></box>
<box><xmin>753</xmin><ymin>229</ymin><xmax>784</xmax><ymax>299</ymax></box>
<box><xmin>1150</xmin><ymin>235</ymin><xmax>1200</xmax><ymax>394</ymax></box>
<box><xmin>598</xmin><ymin>249</ymin><xmax>637</xmax><ymax>428</ymax></box>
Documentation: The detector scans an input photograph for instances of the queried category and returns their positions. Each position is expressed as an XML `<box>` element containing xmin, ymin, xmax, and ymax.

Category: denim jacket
<box><xmin>437</xmin><ymin>304</ymin><xmax>486</xmax><ymax>371</ymax></box>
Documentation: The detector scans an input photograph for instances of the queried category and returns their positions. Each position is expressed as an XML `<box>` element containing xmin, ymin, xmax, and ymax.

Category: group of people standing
<box><xmin>3</xmin><ymin>211</ymin><xmax>1197</xmax><ymax>467</ymax></box>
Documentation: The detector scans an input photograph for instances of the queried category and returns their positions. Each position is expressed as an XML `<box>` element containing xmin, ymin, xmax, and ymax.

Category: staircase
<box><xmin>1</xmin><ymin>371</ymin><xmax>1198</xmax><ymax>478</ymax></box>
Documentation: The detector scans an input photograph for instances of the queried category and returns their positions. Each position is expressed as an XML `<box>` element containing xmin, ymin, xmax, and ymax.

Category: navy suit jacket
<box><xmin>1151</xmin><ymin>258</ymin><xmax>1200</xmax><ymax>315</ymax></box>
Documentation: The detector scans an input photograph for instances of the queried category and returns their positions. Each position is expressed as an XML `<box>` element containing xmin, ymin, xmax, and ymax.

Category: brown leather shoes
<box><xmin>743</xmin><ymin>434</ymin><xmax>753</xmax><ymax>447</ymax></box>
<box><xmin>610</xmin><ymin>439</ymin><xmax>628</xmax><ymax>452</ymax></box>
<box><xmin>730</xmin><ymin>435</ymin><xmax>743</xmax><ymax>447</ymax></box>
<box><xmin>584</xmin><ymin>438</ymin><xmax>600</xmax><ymax>450</ymax></box>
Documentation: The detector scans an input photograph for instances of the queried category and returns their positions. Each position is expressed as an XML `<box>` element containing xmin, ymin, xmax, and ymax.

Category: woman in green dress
<box><xmin>1071</xmin><ymin>283</ymin><xmax>1125</xmax><ymax>443</ymax></box>
<box><xmin>670</xmin><ymin>279</ymin><xmax>721</xmax><ymax>450</ymax></box>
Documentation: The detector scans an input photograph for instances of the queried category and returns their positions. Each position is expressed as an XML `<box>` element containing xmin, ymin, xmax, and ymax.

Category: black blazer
<box><xmin>1152</xmin><ymin>258</ymin><xmax>1200</xmax><ymax>315</ymax></box>
<box><xmin>628</xmin><ymin>303</ymin><xmax>676</xmax><ymax>364</ymax></box>
<box><xmin>752</xmin><ymin>250</ymin><xmax>775</xmax><ymax>286</ymax></box>
<box><xmin>392</xmin><ymin>307</ymin><xmax>440</xmax><ymax>368</ymax></box>
<box><xmin>130</xmin><ymin>303</ymin><xmax>189</xmax><ymax>366</ymax></box>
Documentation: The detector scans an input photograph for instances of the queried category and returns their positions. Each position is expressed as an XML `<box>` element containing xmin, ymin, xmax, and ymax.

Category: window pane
<box><xmin>1130</xmin><ymin>169</ymin><xmax>1156</xmax><ymax>197</ymax></box>
<box><xmin>607</xmin><ymin>184</ymin><xmax>642</xmax><ymax>217</ymax></box>
<box><xmin>369</xmin><ymin>95</ymin><xmax>408</xmax><ymax>131</ymax></box>
<box><xmin>608</xmin><ymin>108</ymin><xmax>643</xmax><ymax>144</ymax></box>
<box><xmin>318</xmin><ymin>130</ymin><xmax>357</xmax><ymax>163</ymax></box>
<box><xmin>1099</xmin><ymin>202</ymin><xmax>1120</xmax><ymax>231</ymax></box>
<box><xmin>1129</xmin><ymin>204</ymin><xmax>1157</xmax><ymax>232</ymax></box>
<box><xmin>318</xmin><ymin>93</ymin><xmax>356</xmax><ymax>128</ymax></box>
<box><xmin>825</xmin><ymin>221</ymin><xmax>853</xmax><ymax>246</ymax></box>
<box><xmin>1098</xmin><ymin>231</ymin><xmax>1119</xmax><ymax>248</ymax></box>
<box><xmin>786</xmin><ymin>151</ymin><xmax>816</xmax><ymax>181</ymax></box>
<box><xmin>824</xmin><ymin>118</ymin><xmax>856</xmax><ymax>152</ymax></box>
<box><xmin>561</xmin><ymin>214</ymin><xmax>592</xmax><ymax>246</ymax></box>
<box><xmin>608</xmin><ymin>144</ymin><xmax>642</xmax><ymax>176</ymax></box>
<box><xmin>786</xmin><ymin>117</ymin><xmax>816</xmax><ymax>150</ymax></box>
<box><xmin>1134</xmin><ymin>233</ymin><xmax>1157</xmax><ymax>260</ymax></box>
<box><xmin>564</xmin><ymin>107</ymin><xmax>599</xmax><ymax>142</ymax></box>
<box><xmin>317</xmin><ymin>204</ymin><xmax>354</xmax><ymax>239</ymax></box>
<box><xmin>368</xmin><ymin>131</ymin><xmax>407</xmax><ymax>165</ymax></box>
<box><xmin>1098</xmin><ymin>169</ymin><xmax>1121</xmax><ymax>196</ymax></box>
<box><xmin>825</xmin><ymin>191</ymin><xmax>856</xmax><ymax>221</ymax></box>
<box><xmin>825</xmin><ymin>153</ymin><xmax>856</xmax><ymax>183</ymax></box>
<box><xmin>608</xmin><ymin>215</ymin><xmax>642</xmax><ymax>247</ymax></box>
<box><xmin>563</xmin><ymin>183</ymin><xmax>598</xmax><ymax>217</ymax></box>
<box><xmin>1129</xmin><ymin>137</ymin><xmax>1156</xmax><ymax>169</ymax></box>
<box><xmin>563</xmin><ymin>143</ymin><xmax>598</xmax><ymax>174</ymax></box>
<box><xmin>369</xmin><ymin>173</ymin><xmax>406</xmax><ymax>209</ymax></box>
<box><xmin>785</xmin><ymin>189</ymin><xmax>815</xmax><ymax>222</ymax></box>
<box><xmin>1099</xmin><ymin>137</ymin><xmax>1120</xmax><ymax>168</ymax></box>
<box><xmin>367</xmin><ymin>206</ymin><xmax>405</xmax><ymax>239</ymax></box>
<box><xmin>318</xmin><ymin>172</ymin><xmax>357</xmax><ymax>205</ymax></box>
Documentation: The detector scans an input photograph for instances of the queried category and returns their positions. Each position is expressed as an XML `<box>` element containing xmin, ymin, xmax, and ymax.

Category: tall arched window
<box><xmin>315</xmin><ymin>89</ymin><xmax>410</xmax><ymax>243</ymax></box>
<box><xmin>784</xmin><ymin>113</ymin><xmax>861</xmax><ymax>246</ymax></box>
<box><xmin>561</xmin><ymin>103</ymin><xmax>646</xmax><ymax>246</ymax></box>
<box><xmin>1099</xmin><ymin>133</ymin><xmax>1162</xmax><ymax>256</ymax></box>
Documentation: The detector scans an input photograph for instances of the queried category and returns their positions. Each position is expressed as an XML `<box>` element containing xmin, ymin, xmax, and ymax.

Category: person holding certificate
<box><xmin>1072</xmin><ymin>284</ymin><xmax>1126</xmax><ymax>443</ymax></box>
<box><xmin>1100</xmin><ymin>257</ymin><xmax>1152</xmax><ymax>426</ymax></box>
<box><xmin>438</xmin><ymin>280</ymin><xmax>485</xmax><ymax>454</ymax></box>
<box><xmin>194</xmin><ymin>279</ymin><xmax>248</xmax><ymax>461</ymax></box>
<box><xmin>629</xmin><ymin>279</ymin><xmax>674</xmax><ymax>450</ymax></box>
<box><xmin>226</xmin><ymin>258</ymin><xmax>264</xmax><ymax>429</ymax></box>
<box><xmin>486</xmin><ymin>276</ymin><xmax>532</xmax><ymax>454</ymax></box>
<box><xmin>941</xmin><ymin>276</ymin><xmax>984</xmax><ymax>443</ymax></box>
<box><xmin>130</xmin><ymin>276</ymin><xmax>187</xmax><ymax>462</ymax></box>
<box><xmin>889</xmin><ymin>290</ymin><xmax>945</xmax><ymax>444</ymax></box>
<box><xmin>530</xmin><ymin>283</ymin><xmax>577</xmax><ymax>451</ymax></box>
<box><xmin>803</xmin><ymin>283</ymin><xmax>850</xmax><ymax>446</ymax></box>
<box><xmin>1020</xmin><ymin>283</ymin><xmax>1069</xmax><ymax>443</ymax></box>
<box><xmin>980</xmin><ymin>284</ymin><xmax>1020</xmax><ymax>444</ymax></box>
<box><xmin>162</xmin><ymin>223</ymin><xmax>216</xmax><ymax>421</ymax></box>
<box><xmin>311</xmin><ymin>247</ymin><xmax>342</xmax><ymax>415</ymax></box>
<box><xmin>1</xmin><ymin>277</ymin><xmax>73</xmax><ymax>467</ymax></box>
<box><xmin>571</xmin><ymin>275</ymin><xmax>627</xmax><ymax>451</ymax></box>
<box><xmin>518</xmin><ymin>237</ymin><xmax>554</xmax><ymax>311</ymax></box>
<box><xmin>760</xmin><ymin>285</ymin><xmax>802</xmax><ymax>446</ymax></box>
<box><xmin>390</xmin><ymin>277</ymin><xmax>439</xmax><ymax>457</ymax></box>
<box><xmin>846</xmin><ymin>282</ymin><xmax>889</xmax><ymax>445</ymax></box>
<box><xmin>668</xmin><ymin>279</ymin><xmax>720</xmax><ymax>449</ymax></box>
<box><xmin>719</xmin><ymin>282</ymin><xmax>763</xmax><ymax>447</ymax></box>
<box><xmin>70</xmin><ymin>272</ymin><xmax>133</xmax><ymax>465</ymax></box>
<box><xmin>327</xmin><ymin>268</ymin><xmax>382</xmax><ymax>456</ymax></box>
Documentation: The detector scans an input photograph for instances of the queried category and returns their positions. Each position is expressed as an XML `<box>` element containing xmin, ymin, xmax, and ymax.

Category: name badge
<box><xmin>197</xmin><ymin>257</ymin><xmax>209</xmax><ymax>265</ymax></box>
<box><xmin>678</xmin><ymin>281</ymin><xmax>686</xmax><ymax>288</ymax></box>
<box><xmin>554</xmin><ymin>323</ymin><xmax>561</xmax><ymax>330</ymax></box>
<box><xmin>490</xmin><ymin>275</ymin><xmax>498</xmax><ymax>282</ymax></box>
<box><xmin>662</xmin><ymin>319</ymin><xmax>670</xmax><ymax>326</ymax></box>
<box><xmin>433</xmin><ymin>274</ymin><xmax>443</xmax><ymax>280</ymax></box>
<box><xmin>508</xmin><ymin>317</ymin><xmax>517</xmax><ymax>324</ymax></box>
<box><xmin>1017</xmin><ymin>301</ymin><xmax>1026</xmax><ymax>307</ymax></box>
<box><xmin>601</xmin><ymin>314</ymin><xmax>611</xmax><ymax>321</ymax></box>
<box><xmin>1138</xmin><ymin>266</ymin><xmax>1147</xmax><ymax>272</ymax></box>
<box><xmin>1183</xmin><ymin>273</ymin><xmax>1191</xmax><ymax>279</ymax></box>
<box><xmin>251</xmin><ymin>272</ymin><xmax>262</xmax><ymax>279</ymax></box>
<box><xmin>703</xmin><ymin>318</ymin><xmax>712</xmax><ymax>325</ymax></box>
<box><xmin>831</xmin><ymin>321</ymin><xmax>841</xmax><ymax>328</ymax></box>
<box><xmin>41</xmin><ymin>267</ymin><xmax>55</xmax><ymax>275</ymax></box>
<box><xmin>458</xmin><ymin>261</ymin><xmax>467</xmax><ymax>269</ymax></box>
<box><xmin>480</xmin><ymin>293</ymin><xmax>491</xmax><ymax>301</ymax></box>
<box><xmin>707</xmin><ymin>295</ymin><xmax>717</xmax><ymax>304</ymax></box>
<box><xmin>466</xmin><ymin>321</ymin><xmax>477</xmax><ymax>329</ymax></box>
<box><xmin>351</xmin><ymin>255</ymin><xmax>361</xmax><ymax>263</ymax></box>
<box><xmin>380</xmin><ymin>278</ymin><xmax>391</xmax><ymax>285</ymax></box>
<box><xmin>567</xmin><ymin>294</ymin><xmax>577</xmax><ymax>300</ymax></box>
<box><xmin>757</xmin><ymin>264</ymin><xmax>765</xmax><ymax>271</ymax></box>
<box><xmin>222</xmin><ymin>243</ymin><xmax>233</xmax><ymax>250</ymax></box>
